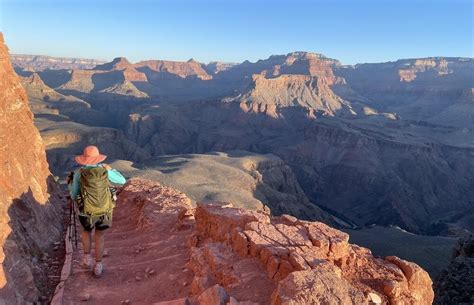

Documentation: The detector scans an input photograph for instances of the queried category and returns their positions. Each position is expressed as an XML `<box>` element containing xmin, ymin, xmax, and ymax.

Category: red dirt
<box><xmin>62</xmin><ymin>180</ymin><xmax>194</xmax><ymax>304</ymax></box>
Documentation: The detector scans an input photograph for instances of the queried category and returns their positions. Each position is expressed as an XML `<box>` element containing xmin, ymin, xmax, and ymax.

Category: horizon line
<box><xmin>9</xmin><ymin>51</ymin><xmax>474</xmax><ymax>67</ymax></box>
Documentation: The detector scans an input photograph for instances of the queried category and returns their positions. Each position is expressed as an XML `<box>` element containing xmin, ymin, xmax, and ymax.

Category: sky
<box><xmin>0</xmin><ymin>0</ymin><xmax>472</xmax><ymax>65</ymax></box>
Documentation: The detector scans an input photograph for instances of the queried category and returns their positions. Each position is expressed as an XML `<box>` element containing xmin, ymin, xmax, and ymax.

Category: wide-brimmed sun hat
<box><xmin>75</xmin><ymin>145</ymin><xmax>107</xmax><ymax>165</ymax></box>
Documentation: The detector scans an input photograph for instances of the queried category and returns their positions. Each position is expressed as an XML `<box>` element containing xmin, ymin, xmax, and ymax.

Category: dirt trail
<box><xmin>58</xmin><ymin>178</ymin><xmax>434</xmax><ymax>305</ymax></box>
<box><xmin>62</xmin><ymin>180</ymin><xmax>194</xmax><ymax>304</ymax></box>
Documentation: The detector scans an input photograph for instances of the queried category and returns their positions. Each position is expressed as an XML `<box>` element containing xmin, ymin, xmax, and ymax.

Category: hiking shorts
<box><xmin>79</xmin><ymin>213</ymin><xmax>113</xmax><ymax>232</ymax></box>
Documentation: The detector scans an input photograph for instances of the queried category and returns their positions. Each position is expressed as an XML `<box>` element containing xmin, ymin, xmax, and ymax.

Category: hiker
<box><xmin>69</xmin><ymin>145</ymin><xmax>126</xmax><ymax>277</ymax></box>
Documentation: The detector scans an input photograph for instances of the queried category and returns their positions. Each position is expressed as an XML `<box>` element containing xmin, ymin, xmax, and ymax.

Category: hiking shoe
<box><xmin>94</xmin><ymin>262</ymin><xmax>104</xmax><ymax>277</ymax></box>
<box><xmin>81</xmin><ymin>254</ymin><xmax>92</xmax><ymax>269</ymax></box>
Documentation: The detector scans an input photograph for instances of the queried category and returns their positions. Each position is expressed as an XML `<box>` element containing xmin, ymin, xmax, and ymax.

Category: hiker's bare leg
<box><xmin>81</xmin><ymin>230</ymin><xmax>92</xmax><ymax>254</ymax></box>
<box><xmin>94</xmin><ymin>229</ymin><xmax>105</xmax><ymax>262</ymax></box>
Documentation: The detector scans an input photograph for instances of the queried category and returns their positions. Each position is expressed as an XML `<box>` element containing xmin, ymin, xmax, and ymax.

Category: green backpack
<box><xmin>79</xmin><ymin>166</ymin><xmax>114</xmax><ymax>217</ymax></box>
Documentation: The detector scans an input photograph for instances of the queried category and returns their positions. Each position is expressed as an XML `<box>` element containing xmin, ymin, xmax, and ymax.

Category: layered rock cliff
<box><xmin>191</xmin><ymin>202</ymin><xmax>434</xmax><ymax>305</ymax></box>
<box><xmin>11</xmin><ymin>54</ymin><xmax>105</xmax><ymax>71</ymax></box>
<box><xmin>94</xmin><ymin>57</ymin><xmax>148</xmax><ymax>82</ymax></box>
<box><xmin>20</xmin><ymin>73</ymin><xmax>91</xmax><ymax>115</ymax></box>
<box><xmin>58</xmin><ymin>61</ymin><xmax>149</xmax><ymax>97</ymax></box>
<box><xmin>124</xmin><ymin>98</ymin><xmax>474</xmax><ymax>234</ymax></box>
<box><xmin>336</xmin><ymin>57</ymin><xmax>474</xmax><ymax>127</ymax></box>
<box><xmin>0</xmin><ymin>33</ymin><xmax>63</xmax><ymax>303</ymax></box>
<box><xmin>229</xmin><ymin>73</ymin><xmax>353</xmax><ymax>118</ymax></box>
<box><xmin>135</xmin><ymin>58</ymin><xmax>212</xmax><ymax>80</ymax></box>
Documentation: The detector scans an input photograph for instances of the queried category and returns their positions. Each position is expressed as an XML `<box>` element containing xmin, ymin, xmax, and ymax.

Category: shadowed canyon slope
<box><xmin>109</xmin><ymin>151</ymin><xmax>333</xmax><ymax>223</ymax></box>
<box><xmin>0</xmin><ymin>34</ymin><xmax>63</xmax><ymax>303</ymax></box>
<box><xmin>434</xmin><ymin>233</ymin><xmax>474</xmax><ymax>304</ymax></box>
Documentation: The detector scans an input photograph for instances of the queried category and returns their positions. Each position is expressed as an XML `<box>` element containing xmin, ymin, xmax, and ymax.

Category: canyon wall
<box><xmin>11</xmin><ymin>54</ymin><xmax>105</xmax><ymax>71</ymax></box>
<box><xmin>0</xmin><ymin>33</ymin><xmax>63</xmax><ymax>303</ymax></box>
<box><xmin>13</xmin><ymin>50</ymin><xmax>474</xmax><ymax>236</ymax></box>
<box><xmin>124</xmin><ymin>101</ymin><xmax>474</xmax><ymax>234</ymax></box>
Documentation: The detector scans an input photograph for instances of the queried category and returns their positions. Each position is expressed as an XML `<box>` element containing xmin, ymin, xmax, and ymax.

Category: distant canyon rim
<box><xmin>13</xmin><ymin>52</ymin><xmax>473</xmax><ymax>237</ymax></box>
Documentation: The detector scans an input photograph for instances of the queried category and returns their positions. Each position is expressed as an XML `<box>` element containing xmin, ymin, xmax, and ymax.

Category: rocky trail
<box><xmin>51</xmin><ymin>178</ymin><xmax>434</xmax><ymax>305</ymax></box>
<box><xmin>58</xmin><ymin>180</ymin><xmax>195</xmax><ymax>304</ymax></box>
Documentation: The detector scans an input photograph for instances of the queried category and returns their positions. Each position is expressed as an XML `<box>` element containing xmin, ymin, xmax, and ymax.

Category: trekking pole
<box><xmin>72</xmin><ymin>199</ymin><xmax>78</xmax><ymax>248</ymax></box>
<box><xmin>66</xmin><ymin>171</ymin><xmax>78</xmax><ymax>248</ymax></box>
<box><xmin>67</xmin><ymin>196</ymin><xmax>73</xmax><ymax>245</ymax></box>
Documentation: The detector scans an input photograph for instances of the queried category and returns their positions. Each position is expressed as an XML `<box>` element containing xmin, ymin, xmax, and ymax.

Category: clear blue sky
<box><xmin>0</xmin><ymin>0</ymin><xmax>472</xmax><ymax>64</ymax></box>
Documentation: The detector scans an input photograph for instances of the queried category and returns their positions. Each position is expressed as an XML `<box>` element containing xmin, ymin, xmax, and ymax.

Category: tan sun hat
<box><xmin>75</xmin><ymin>145</ymin><xmax>107</xmax><ymax>165</ymax></box>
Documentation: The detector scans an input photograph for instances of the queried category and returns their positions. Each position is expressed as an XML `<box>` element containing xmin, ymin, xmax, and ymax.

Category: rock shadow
<box><xmin>0</xmin><ymin>175</ymin><xmax>65</xmax><ymax>304</ymax></box>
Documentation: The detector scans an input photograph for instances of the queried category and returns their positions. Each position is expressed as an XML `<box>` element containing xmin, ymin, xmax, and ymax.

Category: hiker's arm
<box><xmin>69</xmin><ymin>170</ymin><xmax>81</xmax><ymax>199</ymax></box>
<box><xmin>105</xmin><ymin>167</ymin><xmax>127</xmax><ymax>185</ymax></box>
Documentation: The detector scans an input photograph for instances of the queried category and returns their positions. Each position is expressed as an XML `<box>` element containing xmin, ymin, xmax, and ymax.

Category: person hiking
<box><xmin>69</xmin><ymin>145</ymin><xmax>126</xmax><ymax>277</ymax></box>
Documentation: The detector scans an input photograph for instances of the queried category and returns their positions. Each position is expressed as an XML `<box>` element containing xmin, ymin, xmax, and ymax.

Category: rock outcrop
<box><xmin>435</xmin><ymin>233</ymin><xmax>474</xmax><ymax>304</ymax></box>
<box><xmin>99</xmin><ymin>80</ymin><xmax>149</xmax><ymax>98</ymax></box>
<box><xmin>204</xmin><ymin>61</ymin><xmax>238</xmax><ymax>75</ymax></box>
<box><xmin>60</xmin><ymin>178</ymin><xmax>434</xmax><ymax>304</ymax></box>
<box><xmin>0</xmin><ymin>33</ymin><xmax>63</xmax><ymax>303</ymax></box>
<box><xmin>94</xmin><ymin>57</ymin><xmax>148</xmax><ymax>82</ymax></box>
<box><xmin>229</xmin><ymin>73</ymin><xmax>352</xmax><ymax>118</ymax></box>
<box><xmin>191</xmin><ymin>203</ymin><xmax>434</xmax><ymax>305</ymax></box>
<box><xmin>135</xmin><ymin>58</ymin><xmax>212</xmax><ymax>80</ymax></box>
<box><xmin>20</xmin><ymin>73</ymin><xmax>91</xmax><ymax>115</ymax></box>
<box><xmin>58</xmin><ymin>69</ymin><xmax>96</xmax><ymax>93</ymax></box>
<box><xmin>56</xmin><ymin>57</ymin><xmax>148</xmax><ymax>97</ymax></box>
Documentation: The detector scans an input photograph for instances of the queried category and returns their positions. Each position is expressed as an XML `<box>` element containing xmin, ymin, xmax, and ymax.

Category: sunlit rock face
<box><xmin>110</xmin><ymin>178</ymin><xmax>434</xmax><ymax>305</ymax></box>
<box><xmin>0</xmin><ymin>32</ymin><xmax>63</xmax><ymax>303</ymax></box>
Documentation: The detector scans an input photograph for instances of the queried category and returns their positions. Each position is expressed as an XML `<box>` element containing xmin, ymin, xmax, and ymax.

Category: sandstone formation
<box><xmin>94</xmin><ymin>57</ymin><xmax>148</xmax><ymax>82</ymax></box>
<box><xmin>20</xmin><ymin>73</ymin><xmax>91</xmax><ymax>115</ymax></box>
<box><xmin>99</xmin><ymin>80</ymin><xmax>149</xmax><ymax>98</ymax></box>
<box><xmin>266</xmin><ymin>52</ymin><xmax>341</xmax><ymax>80</ymax></box>
<box><xmin>58</xmin><ymin>69</ymin><xmax>96</xmax><ymax>92</ymax></box>
<box><xmin>60</xmin><ymin>178</ymin><xmax>434</xmax><ymax>304</ymax></box>
<box><xmin>0</xmin><ymin>33</ymin><xmax>63</xmax><ymax>303</ymax></box>
<box><xmin>135</xmin><ymin>58</ymin><xmax>212</xmax><ymax>80</ymax></box>
<box><xmin>230</xmin><ymin>73</ymin><xmax>353</xmax><ymax>118</ymax></box>
<box><xmin>435</xmin><ymin>233</ymin><xmax>474</xmax><ymax>304</ymax></box>
<box><xmin>58</xmin><ymin>58</ymin><xmax>149</xmax><ymax>97</ymax></box>
<box><xmin>336</xmin><ymin>57</ymin><xmax>474</xmax><ymax>127</ymax></box>
<box><xmin>191</xmin><ymin>203</ymin><xmax>434</xmax><ymax>305</ymax></box>
<box><xmin>204</xmin><ymin>61</ymin><xmax>238</xmax><ymax>75</ymax></box>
